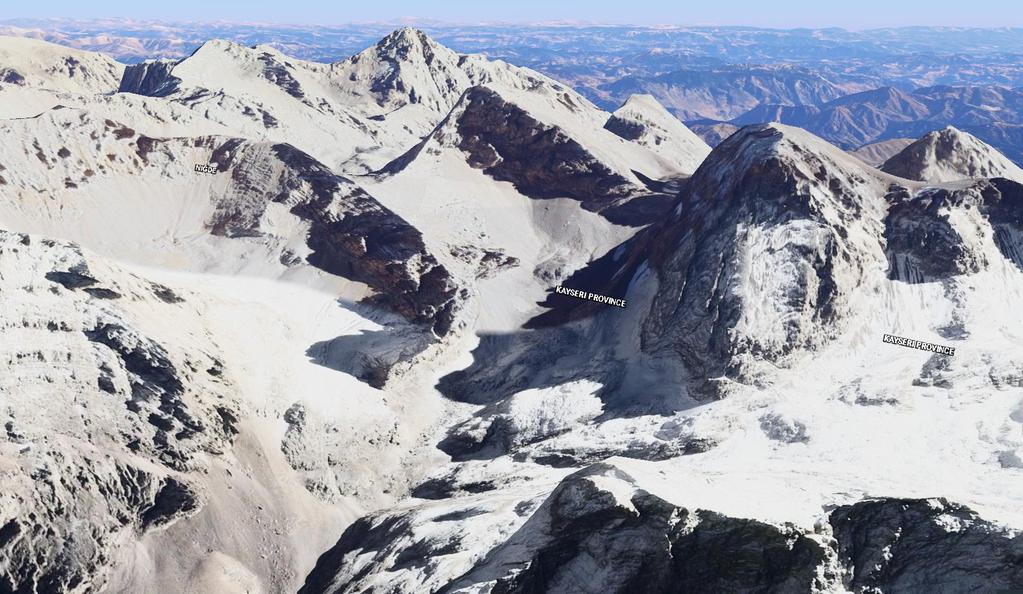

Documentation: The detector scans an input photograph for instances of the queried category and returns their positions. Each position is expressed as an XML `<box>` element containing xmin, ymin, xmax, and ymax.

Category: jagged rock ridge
<box><xmin>454</xmin><ymin>86</ymin><xmax>636</xmax><ymax>211</ymax></box>
<box><xmin>380</xmin><ymin>83</ymin><xmax>704</xmax><ymax>225</ymax></box>
<box><xmin>300</xmin><ymin>464</ymin><xmax>1023</xmax><ymax>594</ymax></box>
<box><xmin>883</xmin><ymin>175</ymin><xmax>1023</xmax><ymax>282</ymax></box>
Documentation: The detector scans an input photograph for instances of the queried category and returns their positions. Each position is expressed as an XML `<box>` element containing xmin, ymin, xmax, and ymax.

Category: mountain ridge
<box><xmin>3</xmin><ymin>25</ymin><xmax>1023</xmax><ymax>594</ymax></box>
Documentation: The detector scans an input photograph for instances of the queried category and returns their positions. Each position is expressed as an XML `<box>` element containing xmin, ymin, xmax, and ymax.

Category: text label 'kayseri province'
<box><xmin>555</xmin><ymin>285</ymin><xmax>627</xmax><ymax>308</ymax></box>
<box><xmin>883</xmin><ymin>333</ymin><xmax>955</xmax><ymax>356</ymax></box>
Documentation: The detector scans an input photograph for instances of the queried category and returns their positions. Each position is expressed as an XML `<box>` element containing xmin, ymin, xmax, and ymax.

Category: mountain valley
<box><xmin>1</xmin><ymin>24</ymin><xmax>1023</xmax><ymax>594</ymax></box>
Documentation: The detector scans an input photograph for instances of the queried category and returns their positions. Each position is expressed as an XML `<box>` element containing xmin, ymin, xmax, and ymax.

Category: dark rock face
<box><xmin>884</xmin><ymin>185</ymin><xmax>989</xmax><ymax>283</ymax></box>
<box><xmin>487</xmin><ymin>465</ymin><xmax>830</xmax><ymax>594</ymax></box>
<box><xmin>84</xmin><ymin>322</ymin><xmax>209</xmax><ymax>470</ymax></box>
<box><xmin>273</xmin><ymin>143</ymin><xmax>461</xmax><ymax>336</ymax></box>
<box><xmin>831</xmin><ymin>498</ymin><xmax>1023</xmax><ymax>593</ymax></box>
<box><xmin>638</xmin><ymin>124</ymin><xmax>885</xmax><ymax>397</ymax></box>
<box><xmin>884</xmin><ymin>178</ymin><xmax>1023</xmax><ymax>281</ymax></box>
<box><xmin>139</xmin><ymin>477</ymin><xmax>200</xmax><ymax>530</ymax></box>
<box><xmin>983</xmin><ymin>178</ymin><xmax>1023</xmax><ymax>271</ymax></box>
<box><xmin>118</xmin><ymin>59</ymin><xmax>181</xmax><ymax>97</ymax></box>
<box><xmin>46</xmin><ymin>262</ymin><xmax>123</xmax><ymax>299</ymax></box>
<box><xmin>0</xmin><ymin>457</ymin><xmax>200</xmax><ymax>594</ymax></box>
<box><xmin>299</xmin><ymin>467</ymin><xmax>1023</xmax><ymax>594</ymax></box>
<box><xmin>603</xmin><ymin>113</ymin><xmax>646</xmax><ymax>141</ymax></box>
<box><xmin>205</xmin><ymin>138</ymin><xmax>461</xmax><ymax>336</ymax></box>
<box><xmin>662</xmin><ymin>512</ymin><xmax>829</xmax><ymax>594</ymax></box>
<box><xmin>258</xmin><ymin>52</ymin><xmax>305</xmax><ymax>99</ymax></box>
<box><xmin>0</xmin><ymin>68</ymin><xmax>26</xmax><ymax>85</ymax></box>
<box><xmin>45</xmin><ymin>268</ymin><xmax>100</xmax><ymax>290</ymax></box>
<box><xmin>455</xmin><ymin>86</ymin><xmax>636</xmax><ymax>213</ymax></box>
<box><xmin>298</xmin><ymin>465</ymin><xmax>833</xmax><ymax>594</ymax></box>
<box><xmin>599</xmin><ymin>193</ymin><xmax>679</xmax><ymax>226</ymax></box>
<box><xmin>84</xmin><ymin>323</ymin><xmax>184</xmax><ymax>403</ymax></box>
<box><xmin>298</xmin><ymin>514</ymin><xmax>415</xmax><ymax>594</ymax></box>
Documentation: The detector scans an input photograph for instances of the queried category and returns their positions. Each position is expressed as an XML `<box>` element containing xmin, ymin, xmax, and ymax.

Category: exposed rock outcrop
<box><xmin>884</xmin><ymin>177</ymin><xmax>1023</xmax><ymax>281</ymax></box>
<box><xmin>117</xmin><ymin>58</ymin><xmax>181</xmax><ymax>96</ymax></box>
<box><xmin>0</xmin><ymin>231</ymin><xmax>236</xmax><ymax>593</ymax></box>
<box><xmin>300</xmin><ymin>464</ymin><xmax>837</xmax><ymax>594</ymax></box>
<box><xmin>637</xmin><ymin>124</ymin><xmax>889</xmax><ymax>397</ymax></box>
<box><xmin>301</xmin><ymin>467</ymin><xmax>1023</xmax><ymax>594</ymax></box>
<box><xmin>455</xmin><ymin>86</ymin><xmax>636</xmax><ymax>211</ymax></box>
<box><xmin>831</xmin><ymin>498</ymin><xmax>1023</xmax><ymax>592</ymax></box>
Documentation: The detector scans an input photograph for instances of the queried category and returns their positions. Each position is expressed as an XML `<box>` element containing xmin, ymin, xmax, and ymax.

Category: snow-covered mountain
<box><xmin>604</xmin><ymin>93</ymin><xmax>711</xmax><ymax>177</ymax></box>
<box><xmin>637</xmin><ymin>124</ymin><xmax>893</xmax><ymax>398</ymax></box>
<box><xmin>0</xmin><ymin>36</ymin><xmax>124</xmax><ymax>119</ymax></box>
<box><xmin>0</xmin><ymin>35</ymin><xmax>122</xmax><ymax>93</ymax></box>
<box><xmin>881</xmin><ymin>125</ymin><xmax>1023</xmax><ymax>183</ymax></box>
<box><xmin>112</xmin><ymin>27</ymin><xmax>689</xmax><ymax>180</ymax></box>
<box><xmin>3</xmin><ymin>26</ymin><xmax>1023</xmax><ymax>594</ymax></box>
<box><xmin>297</xmin><ymin>122</ymin><xmax>1023</xmax><ymax>593</ymax></box>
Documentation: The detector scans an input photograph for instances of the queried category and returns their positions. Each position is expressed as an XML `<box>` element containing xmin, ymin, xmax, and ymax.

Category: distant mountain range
<box><xmin>689</xmin><ymin>85</ymin><xmax>1023</xmax><ymax>164</ymax></box>
<box><xmin>4</xmin><ymin>18</ymin><xmax>1023</xmax><ymax>164</ymax></box>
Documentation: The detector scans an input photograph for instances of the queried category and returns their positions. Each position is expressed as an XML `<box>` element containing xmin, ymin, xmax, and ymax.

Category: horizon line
<box><xmin>3</xmin><ymin>16</ymin><xmax>1023</xmax><ymax>33</ymax></box>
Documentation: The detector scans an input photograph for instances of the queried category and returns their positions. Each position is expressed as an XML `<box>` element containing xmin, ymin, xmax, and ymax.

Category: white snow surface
<box><xmin>609</xmin><ymin>93</ymin><xmax>712</xmax><ymax>176</ymax></box>
<box><xmin>2</xmin><ymin>28</ymin><xmax>1023</xmax><ymax>594</ymax></box>
<box><xmin>882</xmin><ymin>125</ymin><xmax>1023</xmax><ymax>184</ymax></box>
<box><xmin>0</xmin><ymin>35</ymin><xmax>123</xmax><ymax>93</ymax></box>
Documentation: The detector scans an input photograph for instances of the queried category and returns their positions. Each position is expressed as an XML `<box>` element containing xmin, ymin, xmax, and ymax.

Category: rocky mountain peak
<box><xmin>331</xmin><ymin>27</ymin><xmax>470</xmax><ymax>114</ymax></box>
<box><xmin>638</xmin><ymin>123</ymin><xmax>890</xmax><ymax>397</ymax></box>
<box><xmin>881</xmin><ymin>125</ymin><xmax>1023</xmax><ymax>183</ymax></box>
<box><xmin>372</xmin><ymin>27</ymin><xmax>442</xmax><ymax>61</ymax></box>
<box><xmin>681</xmin><ymin>123</ymin><xmax>888</xmax><ymax>215</ymax></box>
<box><xmin>605</xmin><ymin>94</ymin><xmax>711</xmax><ymax>175</ymax></box>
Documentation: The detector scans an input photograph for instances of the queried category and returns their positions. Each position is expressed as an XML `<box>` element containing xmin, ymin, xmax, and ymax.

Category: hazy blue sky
<box><xmin>6</xmin><ymin>0</ymin><xmax>1023</xmax><ymax>28</ymax></box>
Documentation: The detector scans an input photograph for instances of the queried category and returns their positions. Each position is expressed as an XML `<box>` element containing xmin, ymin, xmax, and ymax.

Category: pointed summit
<box><xmin>331</xmin><ymin>27</ymin><xmax>471</xmax><ymax>114</ymax></box>
<box><xmin>372</xmin><ymin>27</ymin><xmax>443</xmax><ymax>59</ymax></box>
<box><xmin>881</xmin><ymin>126</ymin><xmax>1023</xmax><ymax>184</ymax></box>
<box><xmin>605</xmin><ymin>94</ymin><xmax>711</xmax><ymax>176</ymax></box>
